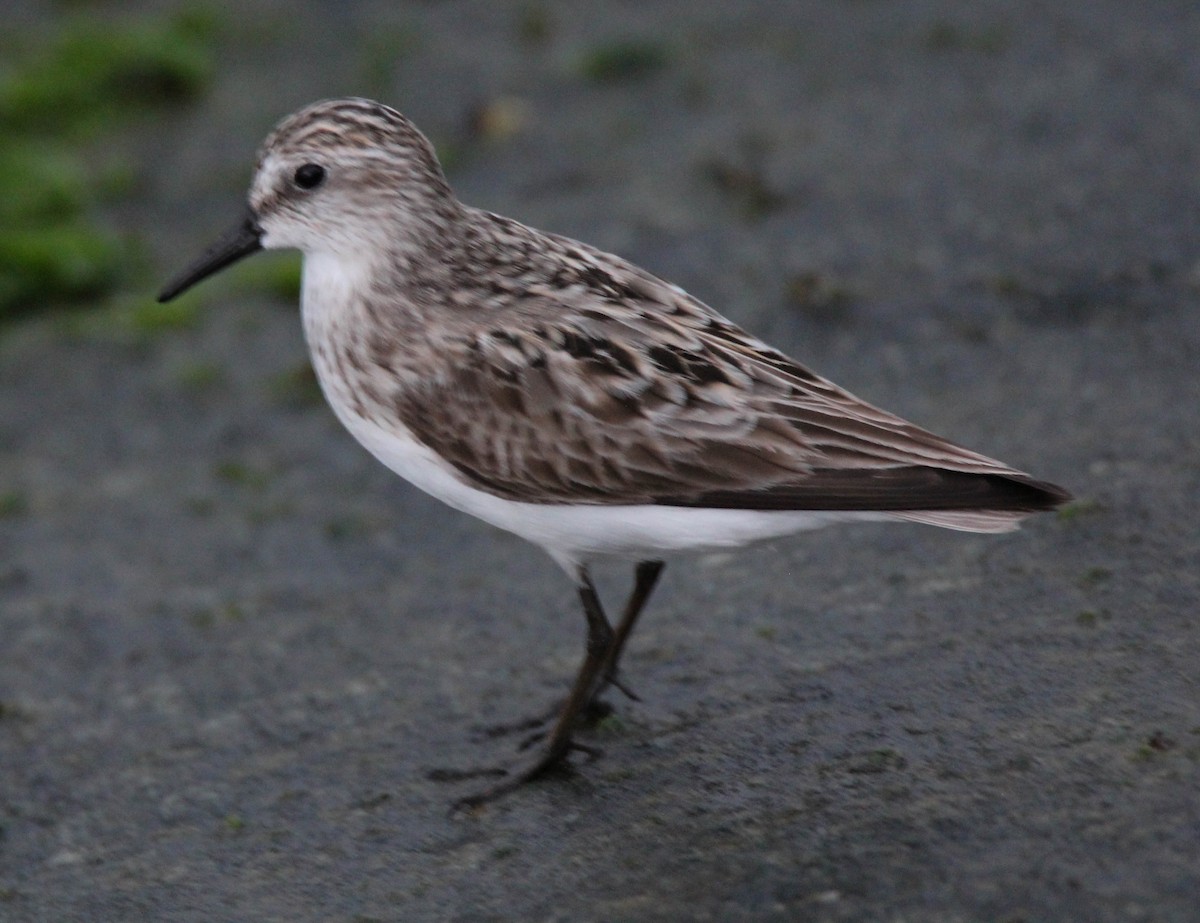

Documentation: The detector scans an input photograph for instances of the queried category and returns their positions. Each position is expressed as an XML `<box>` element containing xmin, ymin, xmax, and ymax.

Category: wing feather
<box><xmin>391</xmin><ymin>226</ymin><xmax>1068</xmax><ymax>516</ymax></box>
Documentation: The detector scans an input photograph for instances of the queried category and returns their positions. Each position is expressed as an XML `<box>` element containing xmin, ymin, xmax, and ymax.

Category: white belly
<box><xmin>326</xmin><ymin>392</ymin><xmax>869</xmax><ymax>574</ymax></box>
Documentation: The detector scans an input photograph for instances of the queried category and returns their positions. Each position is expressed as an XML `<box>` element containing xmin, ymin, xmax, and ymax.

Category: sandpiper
<box><xmin>159</xmin><ymin>98</ymin><xmax>1069</xmax><ymax>805</ymax></box>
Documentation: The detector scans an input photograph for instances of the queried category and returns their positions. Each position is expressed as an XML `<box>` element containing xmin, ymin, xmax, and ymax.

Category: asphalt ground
<box><xmin>2</xmin><ymin>2</ymin><xmax>1198</xmax><ymax>920</ymax></box>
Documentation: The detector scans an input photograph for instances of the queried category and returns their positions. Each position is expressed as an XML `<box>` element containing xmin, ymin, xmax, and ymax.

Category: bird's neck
<box><xmin>298</xmin><ymin>241</ymin><xmax>461</xmax><ymax>395</ymax></box>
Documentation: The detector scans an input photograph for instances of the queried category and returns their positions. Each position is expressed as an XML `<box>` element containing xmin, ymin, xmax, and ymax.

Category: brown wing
<box><xmin>393</xmin><ymin>244</ymin><xmax>1068</xmax><ymax>515</ymax></box>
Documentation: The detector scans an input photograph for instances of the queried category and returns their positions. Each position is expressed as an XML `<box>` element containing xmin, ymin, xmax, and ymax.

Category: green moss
<box><xmin>0</xmin><ymin>700</ymin><xmax>31</xmax><ymax>722</ymax></box>
<box><xmin>429</xmin><ymin>136</ymin><xmax>465</xmax><ymax>174</ymax></box>
<box><xmin>221</xmin><ymin>602</ymin><xmax>247</xmax><ymax>622</ymax></box>
<box><xmin>578</xmin><ymin>39</ymin><xmax>670</xmax><ymax>83</ymax></box>
<box><xmin>987</xmin><ymin>273</ymin><xmax>1027</xmax><ymax>298</ymax></box>
<box><xmin>1057</xmin><ymin>498</ymin><xmax>1103</xmax><ymax>522</ymax></box>
<box><xmin>594</xmin><ymin>714</ymin><xmax>627</xmax><ymax>735</ymax></box>
<box><xmin>359</xmin><ymin>26</ymin><xmax>422</xmax><ymax>94</ymax></box>
<box><xmin>0</xmin><ymin>492</ymin><xmax>27</xmax><ymax>518</ymax></box>
<box><xmin>128</xmin><ymin>298</ymin><xmax>200</xmax><ymax>332</ymax></box>
<box><xmin>1078</xmin><ymin>566</ymin><xmax>1113</xmax><ymax>589</ymax></box>
<box><xmin>0</xmin><ymin>145</ymin><xmax>89</xmax><ymax>224</ymax></box>
<box><xmin>516</xmin><ymin>4</ymin><xmax>554</xmax><ymax>45</ymax></box>
<box><xmin>268</xmin><ymin>361</ymin><xmax>323</xmax><ymax>409</ymax></box>
<box><xmin>0</xmin><ymin>227</ymin><xmax>127</xmax><ymax>312</ymax></box>
<box><xmin>704</xmin><ymin>158</ymin><xmax>786</xmax><ymax>220</ymax></box>
<box><xmin>54</xmin><ymin>292</ymin><xmax>200</xmax><ymax>344</ymax></box>
<box><xmin>214</xmin><ymin>460</ymin><xmax>273</xmax><ymax>490</ymax></box>
<box><xmin>325</xmin><ymin>515</ymin><xmax>372</xmax><ymax>541</ymax></box>
<box><xmin>229</xmin><ymin>252</ymin><xmax>302</xmax><ymax>303</ymax></box>
<box><xmin>0</xmin><ymin>10</ymin><xmax>216</xmax><ymax>136</ymax></box>
<box><xmin>175</xmin><ymin>360</ymin><xmax>225</xmax><ymax>391</ymax></box>
<box><xmin>191</xmin><ymin>601</ymin><xmax>250</xmax><ymax>627</ymax></box>
<box><xmin>785</xmin><ymin>270</ymin><xmax>855</xmax><ymax>321</ymax></box>
<box><xmin>0</xmin><ymin>8</ymin><xmax>219</xmax><ymax>321</ymax></box>
<box><xmin>924</xmin><ymin>22</ymin><xmax>1009</xmax><ymax>55</ymax></box>
<box><xmin>1131</xmin><ymin>733</ymin><xmax>1175</xmax><ymax>762</ymax></box>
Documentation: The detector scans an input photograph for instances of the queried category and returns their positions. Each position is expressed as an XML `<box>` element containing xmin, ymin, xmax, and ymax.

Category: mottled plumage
<box><xmin>160</xmin><ymin>98</ymin><xmax>1069</xmax><ymax>804</ymax></box>
<box><xmin>388</xmin><ymin>214</ymin><xmax>1058</xmax><ymax>518</ymax></box>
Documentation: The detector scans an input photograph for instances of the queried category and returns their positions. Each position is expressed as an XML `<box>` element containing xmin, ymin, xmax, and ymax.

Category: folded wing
<box><xmin>393</xmin><ymin>236</ymin><xmax>1069</xmax><ymax>529</ymax></box>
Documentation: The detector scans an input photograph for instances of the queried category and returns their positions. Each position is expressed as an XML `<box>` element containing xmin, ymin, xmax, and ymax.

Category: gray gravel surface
<box><xmin>2</xmin><ymin>1</ymin><xmax>1199</xmax><ymax>920</ymax></box>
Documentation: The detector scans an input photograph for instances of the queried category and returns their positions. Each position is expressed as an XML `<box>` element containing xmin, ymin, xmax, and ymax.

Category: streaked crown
<box><xmin>249</xmin><ymin>97</ymin><xmax>459</xmax><ymax>256</ymax></box>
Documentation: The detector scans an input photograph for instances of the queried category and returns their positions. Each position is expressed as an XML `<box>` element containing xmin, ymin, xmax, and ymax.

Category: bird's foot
<box><xmin>447</xmin><ymin>739</ymin><xmax>603</xmax><ymax>812</ymax></box>
<box><xmin>473</xmin><ymin>701</ymin><xmax>559</xmax><ymax>741</ymax></box>
<box><xmin>474</xmin><ymin>697</ymin><xmax>616</xmax><ymax>750</ymax></box>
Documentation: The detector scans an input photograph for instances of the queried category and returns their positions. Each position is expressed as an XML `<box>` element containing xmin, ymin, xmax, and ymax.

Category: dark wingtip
<box><xmin>1007</xmin><ymin>476</ymin><xmax>1073</xmax><ymax>511</ymax></box>
<box><xmin>657</xmin><ymin>467</ymin><xmax>1072</xmax><ymax>514</ymax></box>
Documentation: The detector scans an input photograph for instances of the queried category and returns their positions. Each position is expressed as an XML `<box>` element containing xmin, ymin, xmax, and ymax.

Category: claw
<box><xmin>450</xmin><ymin>744</ymin><xmax>574</xmax><ymax>812</ymax></box>
<box><xmin>474</xmin><ymin>707</ymin><xmax>555</xmax><ymax>740</ymax></box>
<box><xmin>604</xmin><ymin>672</ymin><xmax>642</xmax><ymax>702</ymax></box>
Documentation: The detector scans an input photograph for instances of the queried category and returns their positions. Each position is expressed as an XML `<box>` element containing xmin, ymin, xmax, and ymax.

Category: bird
<box><xmin>158</xmin><ymin>97</ymin><xmax>1070</xmax><ymax>805</ymax></box>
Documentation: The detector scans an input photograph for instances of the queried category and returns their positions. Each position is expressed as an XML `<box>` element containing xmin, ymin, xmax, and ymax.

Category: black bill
<box><xmin>157</xmin><ymin>208</ymin><xmax>264</xmax><ymax>302</ymax></box>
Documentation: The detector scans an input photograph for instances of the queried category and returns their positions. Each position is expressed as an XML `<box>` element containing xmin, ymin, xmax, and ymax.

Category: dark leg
<box><xmin>455</xmin><ymin>566</ymin><xmax>616</xmax><ymax>808</ymax></box>
<box><xmin>473</xmin><ymin>558</ymin><xmax>667</xmax><ymax>738</ymax></box>
<box><xmin>590</xmin><ymin>560</ymin><xmax>665</xmax><ymax>704</ymax></box>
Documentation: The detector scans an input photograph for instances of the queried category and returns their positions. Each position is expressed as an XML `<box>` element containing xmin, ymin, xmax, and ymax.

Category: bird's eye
<box><xmin>293</xmin><ymin>163</ymin><xmax>326</xmax><ymax>190</ymax></box>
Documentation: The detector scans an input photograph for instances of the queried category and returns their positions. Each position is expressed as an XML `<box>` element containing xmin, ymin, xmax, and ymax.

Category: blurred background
<box><xmin>2</xmin><ymin>2</ymin><xmax>1198</xmax><ymax>921</ymax></box>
